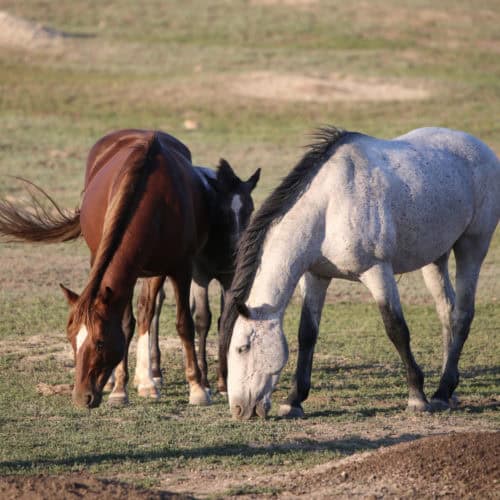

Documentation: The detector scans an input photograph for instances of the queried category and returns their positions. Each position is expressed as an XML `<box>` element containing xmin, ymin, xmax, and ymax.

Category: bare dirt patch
<box><xmin>279</xmin><ymin>431</ymin><xmax>499</xmax><ymax>498</ymax></box>
<box><xmin>231</xmin><ymin>71</ymin><xmax>432</xmax><ymax>103</ymax></box>
<box><xmin>0</xmin><ymin>333</ymin><xmax>72</xmax><ymax>363</ymax></box>
<box><xmin>0</xmin><ymin>11</ymin><xmax>66</xmax><ymax>49</ymax></box>
<box><xmin>250</xmin><ymin>0</ymin><xmax>318</xmax><ymax>6</ymax></box>
<box><xmin>3</xmin><ymin>432</ymin><xmax>495</xmax><ymax>498</ymax></box>
<box><xmin>0</xmin><ymin>473</ymin><xmax>184</xmax><ymax>500</ymax></box>
<box><xmin>0</xmin><ymin>11</ymin><xmax>93</xmax><ymax>50</ymax></box>
<box><xmin>151</xmin><ymin>418</ymin><xmax>499</xmax><ymax>498</ymax></box>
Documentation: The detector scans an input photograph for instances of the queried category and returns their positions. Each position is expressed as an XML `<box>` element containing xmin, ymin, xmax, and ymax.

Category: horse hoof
<box><xmin>189</xmin><ymin>386</ymin><xmax>211</xmax><ymax>406</ymax></box>
<box><xmin>278</xmin><ymin>404</ymin><xmax>305</xmax><ymax>419</ymax></box>
<box><xmin>153</xmin><ymin>377</ymin><xmax>163</xmax><ymax>389</ymax></box>
<box><xmin>407</xmin><ymin>397</ymin><xmax>432</xmax><ymax>412</ymax></box>
<box><xmin>218</xmin><ymin>391</ymin><xmax>228</xmax><ymax>398</ymax></box>
<box><xmin>430</xmin><ymin>398</ymin><xmax>449</xmax><ymax>411</ymax></box>
<box><xmin>108</xmin><ymin>394</ymin><xmax>128</xmax><ymax>406</ymax></box>
<box><xmin>138</xmin><ymin>385</ymin><xmax>160</xmax><ymax>399</ymax></box>
<box><xmin>449</xmin><ymin>394</ymin><xmax>460</xmax><ymax>409</ymax></box>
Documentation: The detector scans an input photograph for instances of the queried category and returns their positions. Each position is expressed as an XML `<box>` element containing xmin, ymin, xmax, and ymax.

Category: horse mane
<box><xmin>74</xmin><ymin>131</ymin><xmax>159</xmax><ymax>327</ymax></box>
<box><xmin>220</xmin><ymin>126</ymin><xmax>348</xmax><ymax>357</ymax></box>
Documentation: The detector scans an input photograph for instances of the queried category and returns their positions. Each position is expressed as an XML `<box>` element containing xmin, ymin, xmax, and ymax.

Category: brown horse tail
<box><xmin>0</xmin><ymin>178</ymin><xmax>81</xmax><ymax>243</ymax></box>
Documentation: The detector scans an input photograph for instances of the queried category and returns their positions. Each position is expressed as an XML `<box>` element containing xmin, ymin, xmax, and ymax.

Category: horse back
<box><xmin>80</xmin><ymin>130</ymin><xmax>209</xmax><ymax>276</ymax></box>
<box><xmin>318</xmin><ymin>128</ymin><xmax>499</xmax><ymax>274</ymax></box>
<box><xmin>395</xmin><ymin>127</ymin><xmax>500</xmax><ymax>224</ymax></box>
<box><xmin>84</xmin><ymin>129</ymin><xmax>192</xmax><ymax>189</ymax></box>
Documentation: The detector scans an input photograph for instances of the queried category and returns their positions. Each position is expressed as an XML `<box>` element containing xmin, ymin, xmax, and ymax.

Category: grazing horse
<box><xmin>0</xmin><ymin>128</ymin><xmax>255</xmax><ymax>409</ymax></box>
<box><xmin>144</xmin><ymin>162</ymin><xmax>260</xmax><ymax>395</ymax></box>
<box><xmin>220</xmin><ymin>127</ymin><xmax>500</xmax><ymax>420</ymax></box>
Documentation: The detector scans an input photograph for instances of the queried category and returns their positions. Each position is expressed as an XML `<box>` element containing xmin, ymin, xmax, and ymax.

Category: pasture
<box><xmin>0</xmin><ymin>0</ymin><xmax>499</xmax><ymax>497</ymax></box>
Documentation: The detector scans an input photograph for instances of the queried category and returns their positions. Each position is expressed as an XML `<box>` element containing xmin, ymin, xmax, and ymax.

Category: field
<box><xmin>0</xmin><ymin>0</ymin><xmax>499</xmax><ymax>497</ymax></box>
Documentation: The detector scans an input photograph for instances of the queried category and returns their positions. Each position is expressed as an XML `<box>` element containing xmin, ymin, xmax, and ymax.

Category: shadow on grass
<box><xmin>0</xmin><ymin>433</ymin><xmax>422</xmax><ymax>473</ymax></box>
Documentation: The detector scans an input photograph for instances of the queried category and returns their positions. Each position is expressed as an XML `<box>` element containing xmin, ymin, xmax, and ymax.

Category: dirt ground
<box><xmin>1</xmin><ymin>431</ymin><xmax>498</xmax><ymax>499</ymax></box>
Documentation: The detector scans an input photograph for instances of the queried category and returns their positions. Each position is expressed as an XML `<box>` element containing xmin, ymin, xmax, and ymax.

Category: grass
<box><xmin>0</xmin><ymin>0</ymin><xmax>499</xmax><ymax>495</ymax></box>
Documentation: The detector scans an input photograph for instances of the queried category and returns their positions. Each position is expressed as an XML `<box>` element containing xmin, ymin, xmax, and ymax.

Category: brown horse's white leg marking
<box><xmin>134</xmin><ymin>331</ymin><xmax>159</xmax><ymax>399</ymax></box>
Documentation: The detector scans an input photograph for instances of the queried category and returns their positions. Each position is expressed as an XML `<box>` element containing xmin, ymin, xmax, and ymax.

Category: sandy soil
<box><xmin>0</xmin><ymin>473</ymin><xmax>183</xmax><ymax>499</ymax></box>
<box><xmin>0</xmin><ymin>432</ymin><xmax>497</xmax><ymax>498</ymax></box>
<box><xmin>230</xmin><ymin>71</ymin><xmax>432</xmax><ymax>103</ymax></box>
<box><xmin>0</xmin><ymin>11</ymin><xmax>65</xmax><ymax>49</ymax></box>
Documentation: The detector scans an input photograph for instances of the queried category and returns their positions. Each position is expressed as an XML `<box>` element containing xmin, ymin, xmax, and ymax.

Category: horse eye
<box><xmin>237</xmin><ymin>344</ymin><xmax>250</xmax><ymax>354</ymax></box>
<box><xmin>96</xmin><ymin>340</ymin><xmax>105</xmax><ymax>352</ymax></box>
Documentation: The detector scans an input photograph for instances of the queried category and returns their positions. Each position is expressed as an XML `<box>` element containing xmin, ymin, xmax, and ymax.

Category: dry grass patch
<box><xmin>231</xmin><ymin>71</ymin><xmax>433</xmax><ymax>103</ymax></box>
<box><xmin>250</xmin><ymin>0</ymin><xmax>318</xmax><ymax>6</ymax></box>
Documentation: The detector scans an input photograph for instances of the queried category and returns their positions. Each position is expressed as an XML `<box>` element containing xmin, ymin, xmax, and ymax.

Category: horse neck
<box><xmin>194</xmin><ymin>166</ymin><xmax>239</xmax><ymax>275</ymax></box>
<box><xmin>246</xmin><ymin>198</ymin><xmax>321</xmax><ymax>314</ymax></box>
<box><xmin>80</xmin><ymin>248</ymin><xmax>139</xmax><ymax>324</ymax></box>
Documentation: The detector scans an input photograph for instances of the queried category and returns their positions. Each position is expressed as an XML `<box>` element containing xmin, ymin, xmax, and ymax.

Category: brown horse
<box><xmin>0</xmin><ymin>129</ymin><xmax>223</xmax><ymax>408</ymax></box>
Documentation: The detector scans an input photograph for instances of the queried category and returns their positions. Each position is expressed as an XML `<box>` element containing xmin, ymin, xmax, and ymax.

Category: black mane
<box><xmin>220</xmin><ymin>126</ymin><xmax>349</xmax><ymax>362</ymax></box>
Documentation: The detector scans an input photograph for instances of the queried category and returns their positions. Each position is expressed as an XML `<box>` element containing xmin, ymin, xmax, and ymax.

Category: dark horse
<box><xmin>143</xmin><ymin>162</ymin><xmax>260</xmax><ymax>397</ymax></box>
<box><xmin>0</xmin><ymin>129</ymin><xmax>257</xmax><ymax>408</ymax></box>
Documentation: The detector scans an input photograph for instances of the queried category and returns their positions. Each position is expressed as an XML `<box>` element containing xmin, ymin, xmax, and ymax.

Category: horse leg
<box><xmin>108</xmin><ymin>299</ymin><xmax>136</xmax><ymax>406</ymax></box>
<box><xmin>421</xmin><ymin>253</ymin><xmax>457</xmax><ymax>409</ymax></box>
<box><xmin>279</xmin><ymin>272</ymin><xmax>330</xmax><ymax>418</ymax></box>
<box><xmin>190</xmin><ymin>279</ymin><xmax>212</xmax><ymax>392</ymax></box>
<box><xmin>150</xmin><ymin>285</ymin><xmax>166</xmax><ymax>388</ymax></box>
<box><xmin>431</xmin><ymin>233</ymin><xmax>492</xmax><ymax>408</ymax></box>
<box><xmin>134</xmin><ymin>276</ymin><xmax>166</xmax><ymax>399</ymax></box>
<box><xmin>361</xmin><ymin>263</ymin><xmax>430</xmax><ymax>412</ymax></box>
<box><xmin>171</xmin><ymin>269</ymin><xmax>211</xmax><ymax>406</ymax></box>
<box><xmin>216</xmin><ymin>286</ymin><xmax>228</xmax><ymax>395</ymax></box>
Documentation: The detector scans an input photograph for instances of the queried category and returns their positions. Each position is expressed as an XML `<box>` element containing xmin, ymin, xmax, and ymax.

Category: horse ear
<box><xmin>236</xmin><ymin>301</ymin><xmax>251</xmax><ymax>319</ymax></box>
<box><xmin>246</xmin><ymin>168</ymin><xmax>261</xmax><ymax>191</ymax></box>
<box><xmin>60</xmin><ymin>283</ymin><xmax>79</xmax><ymax>306</ymax></box>
<box><xmin>217</xmin><ymin>159</ymin><xmax>238</xmax><ymax>191</ymax></box>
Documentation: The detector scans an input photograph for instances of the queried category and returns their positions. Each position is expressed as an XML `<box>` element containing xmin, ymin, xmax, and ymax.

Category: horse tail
<box><xmin>0</xmin><ymin>178</ymin><xmax>81</xmax><ymax>243</ymax></box>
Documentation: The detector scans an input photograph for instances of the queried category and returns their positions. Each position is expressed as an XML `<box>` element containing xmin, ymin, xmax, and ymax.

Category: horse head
<box><xmin>210</xmin><ymin>159</ymin><xmax>260</xmax><ymax>251</ymax></box>
<box><xmin>60</xmin><ymin>284</ymin><xmax>125</xmax><ymax>409</ymax></box>
<box><xmin>227</xmin><ymin>302</ymin><xmax>288</xmax><ymax>420</ymax></box>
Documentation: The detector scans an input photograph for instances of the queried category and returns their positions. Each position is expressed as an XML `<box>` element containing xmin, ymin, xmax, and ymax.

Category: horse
<box><xmin>219</xmin><ymin>126</ymin><xmax>500</xmax><ymax>420</ymax></box>
<box><xmin>0</xmin><ymin>128</ymin><xmax>257</xmax><ymax>409</ymax></box>
<box><xmin>145</xmin><ymin>162</ymin><xmax>260</xmax><ymax>395</ymax></box>
<box><xmin>105</xmin><ymin>161</ymin><xmax>260</xmax><ymax>400</ymax></box>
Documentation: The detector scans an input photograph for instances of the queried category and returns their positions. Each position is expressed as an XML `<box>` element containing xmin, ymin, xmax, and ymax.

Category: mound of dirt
<box><xmin>281</xmin><ymin>431</ymin><xmax>499</xmax><ymax>498</ymax></box>
<box><xmin>1</xmin><ymin>432</ymin><xmax>497</xmax><ymax>498</ymax></box>
<box><xmin>0</xmin><ymin>11</ymin><xmax>63</xmax><ymax>49</ymax></box>
<box><xmin>231</xmin><ymin>71</ymin><xmax>432</xmax><ymax>103</ymax></box>
<box><xmin>0</xmin><ymin>11</ymin><xmax>70</xmax><ymax>49</ymax></box>
<box><xmin>0</xmin><ymin>473</ymin><xmax>184</xmax><ymax>500</ymax></box>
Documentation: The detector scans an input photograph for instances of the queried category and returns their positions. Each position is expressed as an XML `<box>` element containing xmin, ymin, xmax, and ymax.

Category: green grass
<box><xmin>0</xmin><ymin>302</ymin><xmax>498</xmax><ymax>482</ymax></box>
<box><xmin>0</xmin><ymin>0</ymin><xmax>499</xmax><ymax>494</ymax></box>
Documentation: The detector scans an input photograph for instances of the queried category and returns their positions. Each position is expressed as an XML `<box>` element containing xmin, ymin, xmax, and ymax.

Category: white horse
<box><xmin>220</xmin><ymin>127</ymin><xmax>500</xmax><ymax>420</ymax></box>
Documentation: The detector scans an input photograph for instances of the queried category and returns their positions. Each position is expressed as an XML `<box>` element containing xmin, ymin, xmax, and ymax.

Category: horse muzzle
<box><xmin>230</xmin><ymin>398</ymin><xmax>271</xmax><ymax>420</ymax></box>
<box><xmin>72</xmin><ymin>387</ymin><xmax>102</xmax><ymax>409</ymax></box>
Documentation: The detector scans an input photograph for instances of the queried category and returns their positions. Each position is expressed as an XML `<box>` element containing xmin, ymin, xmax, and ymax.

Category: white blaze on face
<box><xmin>231</xmin><ymin>194</ymin><xmax>243</xmax><ymax>237</ymax></box>
<box><xmin>76</xmin><ymin>325</ymin><xmax>88</xmax><ymax>353</ymax></box>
